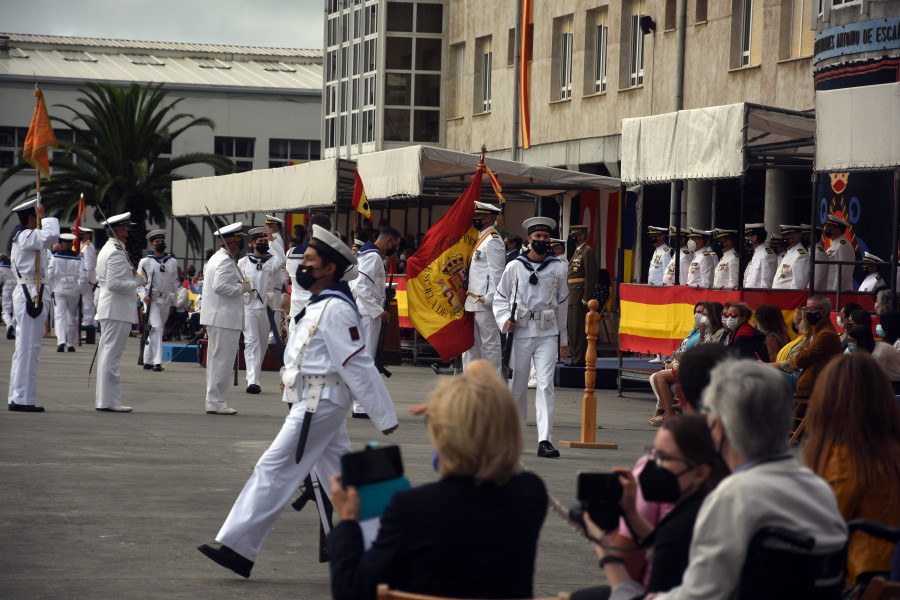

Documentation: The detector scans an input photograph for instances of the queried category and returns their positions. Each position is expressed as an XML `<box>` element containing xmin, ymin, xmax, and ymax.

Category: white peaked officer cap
<box><xmin>214</xmin><ymin>222</ymin><xmax>243</xmax><ymax>237</ymax></box>
<box><xmin>12</xmin><ymin>198</ymin><xmax>38</xmax><ymax>212</ymax></box>
<box><xmin>688</xmin><ymin>227</ymin><xmax>713</xmax><ymax>237</ymax></box>
<box><xmin>826</xmin><ymin>214</ymin><xmax>851</xmax><ymax>228</ymax></box>
<box><xmin>146</xmin><ymin>230</ymin><xmax>166</xmax><ymax>242</ymax></box>
<box><xmin>102</xmin><ymin>212</ymin><xmax>135</xmax><ymax>227</ymax></box>
<box><xmin>265</xmin><ymin>215</ymin><xmax>284</xmax><ymax>226</ymax></box>
<box><xmin>248</xmin><ymin>227</ymin><xmax>267</xmax><ymax>239</ymax></box>
<box><xmin>474</xmin><ymin>201</ymin><xmax>501</xmax><ymax>214</ymax></box>
<box><xmin>59</xmin><ymin>233</ymin><xmax>76</xmax><ymax>241</ymax></box>
<box><xmin>863</xmin><ymin>252</ymin><xmax>885</xmax><ymax>263</ymax></box>
<box><xmin>523</xmin><ymin>216</ymin><xmax>556</xmax><ymax>234</ymax></box>
<box><xmin>800</xmin><ymin>223</ymin><xmax>824</xmax><ymax>232</ymax></box>
<box><xmin>309</xmin><ymin>224</ymin><xmax>358</xmax><ymax>282</ymax></box>
<box><xmin>79</xmin><ymin>227</ymin><xmax>93</xmax><ymax>233</ymax></box>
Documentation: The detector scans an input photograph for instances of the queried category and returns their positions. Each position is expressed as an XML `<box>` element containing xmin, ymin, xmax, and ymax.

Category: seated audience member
<box><xmin>699</xmin><ymin>302</ymin><xmax>723</xmax><ymax>343</ymax></box>
<box><xmin>675</xmin><ymin>344</ymin><xmax>738</xmax><ymax>413</ymax></box>
<box><xmin>328</xmin><ymin>360</ymin><xmax>547</xmax><ymax>600</ymax></box>
<box><xmin>769</xmin><ymin>307</ymin><xmax>809</xmax><ymax>390</ymax></box>
<box><xmin>753</xmin><ymin>304</ymin><xmax>789</xmax><ymax>362</ymax></box>
<box><xmin>646</xmin><ymin>360</ymin><xmax>847</xmax><ymax>600</ymax></box>
<box><xmin>573</xmin><ymin>415</ymin><xmax>730</xmax><ymax>600</ymax></box>
<box><xmin>875</xmin><ymin>289</ymin><xmax>897</xmax><ymax>315</ymax></box>
<box><xmin>847</xmin><ymin>325</ymin><xmax>900</xmax><ymax>391</ymax></box>
<box><xmin>804</xmin><ymin>353</ymin><xmax>900</xmax><ymax>587</ymax></box>
<box><xmin>877</xmin><ymin>310</ymin><xmax>900</xmax><ymax>350</ymax></box>
<box><xmin>790</xmin><ymin>296</ymin><xmax>842</xmax><ymax>397</ymax></box>
<box><xmin>837</xmin><ymin>302</ymin><xmax>863</xmax><ymax>350</ymax></box>
<box><xmin>720</xmin><ymin>302</ymin><xmax>769</xmax><ymax>361</ymax></box>
<box><xmin>849</xmin><ymin>309</ymin><xmax>873</xmax><ymax>342</ymax></box>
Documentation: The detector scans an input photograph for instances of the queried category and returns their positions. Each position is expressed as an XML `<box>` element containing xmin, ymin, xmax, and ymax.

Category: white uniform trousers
<box><xmin>462</xmin><ymin>309</ymin><xmax>502</xmax><ymax>370</ymax></box>
<box><xmin>81</xmin><ymin>282</ymin><xmax>96</xmax><ymax>326</ymax></box>
<box><xmin>216</xmin><ymin>397</ymin><xmax>351</xmax><ymax>561</ymax></box>
<box><xmin>242</xmin><ymin>307</ymin><xmax>270</xmax><ymax>386</ymax></box>
<box><xmin>509</xmin><ymin>334</ymin><xmax>558</xmax><ymax>443</ymax></box>
<box><xmin>2</xmin><ymin>285</ymin><xmax>15</xmax><ymax>329</ymax></box>
<box><xmin>205</xmin><ymin>326</ymin><xmax>240</xmax><ymax>411</ymax></box>
<box><xmin>8</xmin><ymin>288</ymin><xmax>49</xmax><ymax>406</ymax></box>
<box><xmin>352</xmin><ymin>313</ymin><xmax>381</xmax><ymax>415</ymax></box>
<box><xmin>95</xmin><ymin>319</ymin><xmax>132</xmax><ymax>409</ymax></box>
<box><xmin>53</xmin><ymin>292</ymin><xmax>80</xmax><ymax>347</ymax></box>
<box><xmin>144</xmin><ymin>301</ymin><xmax>171</xmax><ymax>366</ymax></box>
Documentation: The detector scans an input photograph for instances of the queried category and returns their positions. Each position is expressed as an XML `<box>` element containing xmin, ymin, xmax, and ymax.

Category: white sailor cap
<box><xmin>248</xmin><ymin>227</ymin><xmax>267</xmax><ymax>239</ymax></box>
<box><xmin>59</xmin><ymin>233</ymin><xmax>76</xmax><ymax>242</ymax></box>
<box><xmin>146</xmin><ymin>229</ymin><xmax>166</xmax><ymax>242</ymax></box>
<box><xmin>308</xmin><ymin>224</ymin><xmax>358</xmax><ymax>281</ymax></box>
<box><xmin>12</xmin><ymin>198</ymin><xmax>38</xmax><ymax>212</ymax></box>
<box><xmin>102</xmin><ymin>212</ymin><xmax>134</xmax><ymax>228</ymax></box>
<box><xmin>863</xmin><ymin>252</ymin><xmax>885</xmax><ymax>263</ymax></box>
<box><xmin>826</xmin><ymin>214</ymin><xmax>851</xmax><ymax>228</ymax></box>
<box><xmin>647</xmin><ymin>226</ymin><xmax>667</xmax><ymax>234</ymax></box>
<box><xmin>213</xmin><ymin>222</ymin><xmax>243</xmax><ymax>237</ymax></box>
<box><xmin>79</xmin><ymin>227</ymin><xmax>93</xmax><ymax>233</ymax></box>
<box><xmin>523</xmin><ymin>216</ymin><xmax>556</xmax><ymax>234</ymax></box>
<box><xmin>688</xmin><ymin>227</ymin><xmax>713</xmax><ymax>237</ymax></box>
<box><xmin>352</xmin><ymin>238</ymin><xmax>364</xmax><ymax>247</ymax></box>
<box><xmin>474</xmin><ymin>201</ymin><xmax>501</xmax><ymax>214</ymax></box>
<box><xmin>265</xmin><ymin>214</ymin><xmax>284</xmax><ymax>226</ymax></box>
<box><xmin>713</xmin><ymin>228</ymin><xmax>737</xmax><ymax>238</ymax></box>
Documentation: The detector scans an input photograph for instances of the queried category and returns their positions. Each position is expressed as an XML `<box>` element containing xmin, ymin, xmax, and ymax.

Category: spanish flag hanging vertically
<box><xmin>23</xmin><ymin>86</ymin><xmax>58</xmax><ymax>180</ymax></box>
<box><xmin>74</xmin><ymin>193</ymin><xmax>87</xmax><ymax>251</ymax></box>
<box><xmin>352</xmin><ymin>169</ymin><xmax>371</xmax><ymax>220</ymax></box>
<box><xmin>405</xmin><ymin>161</ymin><xmax>484</xmax><ymax>360</ymax></box>
<box><xmin>519</xmin><ymin>0</ymin><xmax>533</xmax><ymax>149</ymax></box>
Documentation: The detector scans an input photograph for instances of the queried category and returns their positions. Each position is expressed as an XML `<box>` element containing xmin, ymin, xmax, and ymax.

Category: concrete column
<box><xmin>686</xmin><ymin>180</ymin><xmax>712</xmax><ymax>229</ymax></box>
<box><xmin>765</xmin><ymin>170</ymin><xmax>792</xmax><ymax>233</ymax></box>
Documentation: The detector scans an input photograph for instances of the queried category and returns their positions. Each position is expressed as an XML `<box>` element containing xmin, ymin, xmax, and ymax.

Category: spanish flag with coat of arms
<box><xmin>405</xmin><ymin>160</ymin><xmax>485</xmax><ymax>360</ymax></box>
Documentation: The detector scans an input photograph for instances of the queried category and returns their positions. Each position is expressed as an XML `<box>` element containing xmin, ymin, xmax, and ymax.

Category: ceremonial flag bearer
<box><xmin>198</xmin><ymin>224</ymin><xmax>398</xmax><ymax>578</ymax></box>
<box><xmin>137</xmin><ymin>230</ymin><xmax>179</xmax><ymax>371</ymax></box>
<box><xmin>462</xmin><ymin>201</ymin><xmax>505</xmax><ymax>370</ymax></box>
<box><xmin>48</xmin><ymin>233</ymin><xmax>85</xmax><ymax>352</ymax></box>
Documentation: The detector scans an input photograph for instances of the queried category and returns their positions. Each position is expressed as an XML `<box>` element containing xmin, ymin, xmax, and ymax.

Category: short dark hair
<box><xmin>850</xmin><ymin>309</ymin><xmax>872</xmax><ymax>330</ymax></box>
<box><xmin>839</xmin><ymin>302</ymin><xmax>863</xmax><ymax>319</ymax></box>
<box><xmin>506</xmin><ymin>235</ymin><xmax>522</xmax><ymax>249</ymax></box>
<box><xmin>379</xmin><ymin>226</ymin><xmax>401</xmax><ymax>241</ymax></box>
<box><xmin>308</xmin><ymin>213</ymin><xmax>332</xmax><ymax>231</ymax></box>
<box><xmin>677</xmin><ymin>344</ymin><xmax>738</xmax><ymax>411</ymax></box>
<box><xmin>662</xmin><ymin>415</ymin><xmax>730</xmax><ymax>496</ymax></box>
<box><xmin>848</xmin><ymin>325</ymin><xmax>875</xmax><ymax>353</ymax></box>
<box><xmin>17</xmin><ymin>208</ymin><xmax>35</xmax><ymax>227</ymax></box>
<box><xmin>878</xmin><ymin>311</ymin><xmax>900</xmax><ymax>345</ymax></box>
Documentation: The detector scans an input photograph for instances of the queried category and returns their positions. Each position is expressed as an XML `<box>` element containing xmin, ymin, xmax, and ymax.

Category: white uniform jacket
<box><xmin>465</xmin><ymin>226</ymin><xmax>505</xmax><ymax>311</ymax></box>
<box><xmin>10</xmin><ymin>220</ymin><xmax>60</xmax><ymax>297</ymax></box>
<box><xmin>48</xmin><ymin>250</ymin><xmax>86</xmax><ymax>295</ymax></box>
<box><xmin>284</xmin><ymin>245</ymin><xmax>311</xmax><ymax>318</ymax></box>
<box><xmin>772</xmin><ymin>244</ymin><xmax>810</xmax><ymax>290</ymax></box>
<box><xmin>238</xmin><ymin>251</ymin><xmax>285</xmax><ymax>310</ymax></box>
<box><xmin>493</xmin><ymin>256</ymin><xmax>568</xmax><ymax>344</ymax></box>
<box><xmin>687</xmin><ymin>246</ymin><xmax>717</xmax><ymax>288</ymax></box>
<box><xmin>351</xmin><ymin>243</ymin><xmax>386</xmax><ymax>320</ymax></box>
<box><xmin>96</xmin><ymin>239</ymin><xmax>143</xmax><ymax>323</ymax></box>
<box><xmin>743</xmin><ymin>244</ymin><xmax>778</xmax><ymax>288</ymax></box>
<box><xmin>812</xmin><ymin>244</ymin><xmax>829</xmax><ymax>291</ymax></box>
<box><xmin>80</xmin><ymin>240</ymin><xmax>97</xmax><ymax>283</ymax></box>
<box><xmin>859</xmin><ymin>272</ymin><xmax>887</xmax><ymax>293</ymax></box>
<box><xmin>648</xmin><ymin>243</ymin><xmax>671</xmax><ymax>285</ymax></box>
<box><xmin>137</xmin><ymin>253</ymin><xmax>179</xmax><ymax>305</ymax></box>
<box><xmin>282</xmin><ymin>286</ymin><xmax>398</xmax><ymax>432</ymax></box>
<box><xmin>199</xmin><ymin>248</ymin><xmax>245</xmax><ymax>331</ymax></box>
<box><xmin>664</xmin><ymin>248</ymin><xmax>694</xmax><ymax>286</ymax></box>
<box><xmin>713</xmin><ymin>250</ymin><xmax>740</xmax><ymax>289</ymax></box>
<box><xmin>267</xmin><ymin>232</ymin><xmax>291</xmax><ymax>296</ymax></box>
<box><xmin>826</xmin><ymin>235</ymin><xmax>855</xmax><ymax>291</ymax></box>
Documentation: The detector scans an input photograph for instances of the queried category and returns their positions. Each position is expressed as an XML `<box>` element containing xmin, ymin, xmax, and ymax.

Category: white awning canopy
<box><xmin>816</xmin><ymin>82</ymin><xmax>900</xmax><ymax>172</ymax></box>
<box><xmin>621</xmin><ymin>103</ymin><xmax>815</xmax><ymax>185</ymax></box>
<box><xmin>356</xmin><ymin>145</ymin><xmax>621</xmax><ymax>199</ymax></box>
<box><xmin>172</xmin><ymin>159</ymin><xmax>344</xmax><ymax>216</ymax></box>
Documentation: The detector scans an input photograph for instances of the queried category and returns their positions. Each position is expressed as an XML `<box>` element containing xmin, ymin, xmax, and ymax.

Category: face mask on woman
<box><xmin>724</xmin><ymin>316</ymin><xmax>740</xmax><ymax>331</ymax></box>
<box><xmin>700</xmin><ymin>315</ymin><xmax>709</xmax><ymax>326</ymax></box>
<box><xmin>694</xmin><ymin>313</ymin><xmax>703</xmax><ymax>326</ymax></box>
<box><xmin>847</xmin><ymin>343</ymin><xmax>857</xmax><ymax>353</ymax></box>
<box><xmin>876</xmin><ymin>324</ymin><xmax>885</xmax><ymax>338</ymax></box>
<box><xmin>639</xmin><ymin>458</ymin><xmax>693</xmax><ymax>503</ymax></box>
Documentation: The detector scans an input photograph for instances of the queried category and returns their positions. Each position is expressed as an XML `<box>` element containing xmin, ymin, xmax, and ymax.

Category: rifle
<box><xmin>137</xmin><ymin>266</ymin><xmax>153</xmax><ymax>366</ymax></box>
<box><xmin>500</xmin><ymin>272</ymin><xmax>519</xmax><ymax>380</ymax></box>
<box><xmin>374</xmin><ymin>272</ymin><xmax>395</xmax><ymax>378</ymax></box>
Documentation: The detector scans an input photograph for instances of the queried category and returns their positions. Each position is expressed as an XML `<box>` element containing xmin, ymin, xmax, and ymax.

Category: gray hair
<box><xmin>702</xmin><ymin>359</ymin><xmax>793</xmax><ymax>461</ymax></box>
<box><xmin>876</xmin><ymin>289</ymin><xmax>896</xmax><ymax>311</ymax></box>
<box><xmin>808</xmin><ymin>295</ymin><xmax>832</xmax><ymax>313</ymax></box>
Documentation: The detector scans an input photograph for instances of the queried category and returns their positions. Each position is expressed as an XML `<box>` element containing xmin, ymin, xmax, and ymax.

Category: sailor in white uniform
<box><xmin>197</xmin><ymin>225</ymin><xmax>398</xmax><ymax>579</ymax></box>
<box><xmin>858</xmin><ymin>252</ymin><xmax>888</xmax><ymax>293</ymax></box>
<box><xmin>646</xmin><ymin>226</ymin><xmax>670</xmax><ymax>285</ymax></box>
<box><xmin>136</xmin><ymin>230</ymin><xmax>179</xmax><ymax>371</ymax></box>
<box><xmin>663</xmin><ymin>227</ymin><xmax>693</xmax><ymax>286</ymax></box>
<box><xmin>742</xmin><ymin>223</ymin><xmax>777</xmax><ymax>289</ymax></box>
<box><xmin>771</xmin><ymin>225</ymin><xmax>810</xmax><ymax>290</ymax></box>
<box><xmin>48</xmin><ymin>233</ymin><xmax>85</xmax><ymax>352</ymax></box>
<box><xmin>0</xmin><ymin>252</ymin><xmax>15</xmax><ymax>339</ymax></box>
<box><xmin>7</xmin><ymin>199</ymin><xmax>59</xmax><ymax>412</ymax></box>
<box><xmin>79</xmin><ymin>227</ymin><xmax>98</xmax><ymax>327</ymax></box>
<box><xmin>237</xmin><ymin>227</ymin><xmax>285</xmax><ymax>394</ymax></box>
<box><xmin>494</xmin><ymin>216</ymin><xmax>569</xmax><ymax>459</ymax></box>
<box><xmin>712</xmin><ymin>229</ymin><xmax>740</xmax><ymax>289</ymax></box>
<box><xmin>686</xmin><ymin>228</ymin><xmax>717</xmax><ymax>288</ymax></box>
<box><xmin>285</xmin><ymin>214</ymin><xmax>332</xmax><ymax>335</ymax></box>
<box><xmin>462</xmin><ymin>201</ymin><xmax>505</xmax><ymax>370</ymax></box>
<box><xmin>95</xmin><ymin>213</ymin><xmax>147</xmax><ymax>413</ymax></box>
<box><xmin>824</xmin><ymin>214</ymin><xmax>856</xmax><ymax>291</ymax></box>
<box><xmin>263</xmin><ymin>215</ymin><xmax>290</xmax><ymax>345</ymax></box>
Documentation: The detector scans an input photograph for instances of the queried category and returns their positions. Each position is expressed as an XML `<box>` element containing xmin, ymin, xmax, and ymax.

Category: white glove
<box><xmin>241</xmin><ymin>280</ymin><xmax>253</xmax><ymax>293</ymax></box>
<box><xmin>133</xmin><ymin>274</ymin><xmax>147</xmax><ymax>287</ymax></box>
<box><xmin>265</xmin><ymin>291</ymin><xmax>276</xmax><ymax>307</ymax></box>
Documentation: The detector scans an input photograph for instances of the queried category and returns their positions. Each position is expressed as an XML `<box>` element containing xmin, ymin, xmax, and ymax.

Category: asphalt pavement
<box><xmin>0</xmin><ymin>335</ymin><xmax>659</xmax><ymax>599</ymax></box>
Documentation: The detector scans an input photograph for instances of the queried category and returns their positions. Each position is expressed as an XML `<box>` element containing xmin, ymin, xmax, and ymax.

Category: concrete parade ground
<box><xmin>1</xmin><ymin>335</ymin><xmax>659</xmax><ymax>599</ymax></box>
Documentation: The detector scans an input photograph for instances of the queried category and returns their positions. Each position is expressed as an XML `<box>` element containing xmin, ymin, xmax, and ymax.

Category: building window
<box><xmin>195</xmin><ymin>57</ymin><xmax>230</xmax><ymax>69</ymax></box>
<box><xmin>449</xmin><ymin>43</ymin><xmax>465</xmax><ymax>118</ymax></box>
<box><xmin>696</xmin><ymin>0</ymin><xmax>708</xmax><ymax>23</ymax></box>
<box><xmin>52</xmin><ymin>129</ymin><xmax>84</xmax><ymax>168</ymax></box>
<box><xmin>630</xmin><ymin>0</ymin><xmax>647</xmax><ymax>86</ymax></box>
<box><xmin>58</xmin><ymin>50</ymin><xmax>97</xmax><ymax>62</ymax></box>
<box><xmin>269</xmin><ymin>139</ymin><xmax>321</xmax><ymax>169</ymax></box>
<box><xmin>474</xmin><ymin>36</ymin><xmax>492</xmax><ymax>113</ymax></box>
<box><xmin>553</xmin><ymin>16</ymin><xmax>574</xmax><ymax>100</ymax></box>
<box><xmin>0</xmin><ymin>126</ymin><xmax>29</xmax><ymax>169</ymax></box>
<box><xmin>788</xmin><ymin>0</ymin><xmax>814</xmax><ymax>58</ymax></box>
<box><xmin>214</xmin><ymin>137</ymin><xmax>254</xmax><ymax>173</ymax></box>
<box><xmin>831</xmin><ymin>0</ymin><xmax>860</xmax><ymax>7</ymax></box>
<box><xmin>665</xmin><ymin>0</ymin><xmax>677</xmax><ymax>30</ymax></box>
<box><xmin>585</xmin><ymin>8</ymin><xmax>609</xmax><ymax>94</ymax></box>
<box><xmin>739</xmin><ymin>0</ymin><xmax>763</xmax><ymax>67</ymax></box>
<box><xmin>124</xmin><ymin>54</ymin><xmax>165</xmax><ymax>66</ymax></box>
<box><xmin>507</xmin><ymin>28</ymin><xmax>516</xmax><ymax>67</ymax></box>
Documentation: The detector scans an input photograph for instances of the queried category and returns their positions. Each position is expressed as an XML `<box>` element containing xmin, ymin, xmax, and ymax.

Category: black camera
<box><xmin>569</xmin><ymin>473</ymin><xmax>623</xmax><ymax>533</ymax></box>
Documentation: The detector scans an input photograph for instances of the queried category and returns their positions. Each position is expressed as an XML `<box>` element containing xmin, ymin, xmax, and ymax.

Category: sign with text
<box><xmin>815</xmin><ymin>18</ymin><xmax>900</xmax><ymax>64</ymax></box>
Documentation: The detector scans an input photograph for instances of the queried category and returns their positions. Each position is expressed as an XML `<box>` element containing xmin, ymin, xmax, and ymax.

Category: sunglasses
<box><xmin>722</xmin><ymin>313</ymin><xmax>739</xmax><ymax>318</ymax></box>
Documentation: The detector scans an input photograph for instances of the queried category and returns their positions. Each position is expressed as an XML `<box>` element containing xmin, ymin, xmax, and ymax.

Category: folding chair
<box><xmin>789</xmin><ymin>396</ymin><xmax>810</xmax><ymax>445</ymax></box>
<box><xmin>849</xmin><ymin>519</ymin><xmax>900</xmax><ymax>600</ymax></box>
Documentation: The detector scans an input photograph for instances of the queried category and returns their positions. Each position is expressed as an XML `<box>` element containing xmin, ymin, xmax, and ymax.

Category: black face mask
<box><xmin>154</xmin><ymin>243</ymin><xmax>166</xmax><ymax>253</ymax></box>
<box><xmin>791</xmin><ymin>322</ymin><xmax>800</xmax><ymax>334</ymax></box>
<box><xmin>256</xmin><ymin>242</ymin><xmax>269</xmax><ymax>254</ymax></box>
<box><xmin>639</xmin><ymin>458</ymin><xmax>691</xmax><ymax>504</ymax></box>
<box><xmin>713</xmin><ymin>242</ymin><xmax>724</xmax><ymax>253</ymax></box>
<box><xmin>296</xmin><ymin>265</ymin><xmax>321</xmax><ymax>291</ymax></box>
<box><xmin>473</xmin><ymin>219</ymin><xmax>483</xmax><ymax>230</ymax></box>
<box><xmin>385</xmin><ymin>243</ymin><xmax>397</xmax><ymax>257</ymax></box>
<box><xmin>806</xmin><ymin>311</ymin><xmax>822</xmax><ymax>326</ymax></box>
<box><xmin>530</xmin><ymin>240</ymin><xmax>549</xmax><ymax>255</ymax></box>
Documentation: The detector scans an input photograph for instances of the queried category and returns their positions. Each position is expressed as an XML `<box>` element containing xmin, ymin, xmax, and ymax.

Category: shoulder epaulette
<box><xmin>839</xmin><ymin>239</ymin><xmax>847</xmax><ymax>245</ymax></box>
<box><xmin>797</xmin><ymin>248</ymin><xmax>806</xmax><ymax>254</ymax></box>
<box><xmin>765</xmin><ymin>248</ymin><xmax>774</xmax><ymax>254</ymax></box>
<box><xmin>490</xmin><ymin>231</ymin><xmax>500</xmax><ymax>238</ymax></box>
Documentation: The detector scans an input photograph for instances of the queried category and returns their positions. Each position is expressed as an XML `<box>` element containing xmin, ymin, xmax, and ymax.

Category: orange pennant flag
<box><xmin>352</xmin><ymin>170</ymin><xmax>371</xmax><ymax>220</ymax></box>
<box><xmin>484</xmin><ymin>164</ymin><xmax>505</xmax><ymax>203</ymax></box>
<box><xmin>23</xmin><ymin>87</ymin><xmax>58</xmax><ymax>180</ymax></box>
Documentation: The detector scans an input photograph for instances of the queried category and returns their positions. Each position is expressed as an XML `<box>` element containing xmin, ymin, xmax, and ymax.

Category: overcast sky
<box><xmin>1</xmin><ymin>0</ymin><xmax>324</xmax><ymax>49</ymax></box>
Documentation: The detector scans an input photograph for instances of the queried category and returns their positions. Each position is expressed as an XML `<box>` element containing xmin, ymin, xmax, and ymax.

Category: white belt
<box><xmin>17</xmin><ymin>278</ymin><xmax>48</xmax><ymax>285</ymax></box>
<box><xmin>301</xmin><ymin>373</ymin><xmax>343</xmax><ymax>388</ymax></box>
<box><xmin>517</xmin><ymin>308</ymin><xmax>555</xmax><ymax>321</ymax></box>
<box><xmin>61</xmin><ymin>277</ymin><xmax>77</xmax><ymax>284</ymax></box>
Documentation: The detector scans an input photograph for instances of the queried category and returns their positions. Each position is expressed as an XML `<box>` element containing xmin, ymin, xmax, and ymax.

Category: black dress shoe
<box><xmin>57</xmin><ymin>344</ymin><xmax>65</xmax><ymax>352</ymax></box>
<box><xmin>9</xmin><ymin>402</ymin><xmax>45</xmax><ymax>413</ymax></box>
<box><xmin>197</xmin><ymin>543</ymin><xmax>253</xmax><ymax>578</ymax></box>
<box><xmin>246</xmin><ymin>384</ymin><xmax>261</xmax><ymax>394</ymax></box>
<box><xmin>153</xmin><ymin>364</ymin><xmax>163</xmax><ymax>372</ymax></box>
<box><xmin>143</xmin><ymin>363</ymin><xmax>154</xmax><ymax>370</ymax></box>
<box><xmin>537</xmin><ymin>440</ymin><xmax>560</xmax><ymax>458</ymax></box>
<box><xmin>68</xmin><ymin>346</ymin><xmax>75</xmax><ymax>352</ymax></box>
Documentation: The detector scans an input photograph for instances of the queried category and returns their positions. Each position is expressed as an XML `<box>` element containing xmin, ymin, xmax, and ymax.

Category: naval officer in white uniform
<box><xmin>646</xmin><ymin>226</ymin><xmax>670</xmax><ymax>285</ymax></box>
<box><xmin>462</xmin><ymin>201</ymin><xmax>505</xmax><ymax>370</ymax></box>
<box><xmin>742</xmin><ymin>223</ymin><xmax>777</xmax><ymax>289</ymax></box>
<box><xmin>712</xmin><ymin>229</ymin><xmax>740</xmax><ymax>289</ymax></box>
<box><xmin>771</xmin><ymin>225</ymin><xmax>809</xmax><ymax>290</ymax></box>
<box><xmin>824</xmin><ymin>213</ymin><xmax>856</xmax><ymax>291</ymax></box>
<box><xmin>663</xmin><ymin>227</ymin><xmax>693</xmax><ymax>285</ymax></box>
<box><xmin>686</xmin><ymin>228</ymin><xmax>717</xmax><ymax>288</ymax></box>
<box><xmin>137</xmin><ymin>230</ymin><xmax>179</xmax><ymax>371</ymax></box>
<box><xmin>858</xmin><ymin>252</ymin><xmax>887</xmax><ymax>293</ymax></box>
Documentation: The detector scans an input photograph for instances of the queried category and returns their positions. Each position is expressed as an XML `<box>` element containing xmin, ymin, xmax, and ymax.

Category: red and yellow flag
<box><xmin>405</xmin><ymin>163</ymin><xmax>484</xmax><ymax>360</ymax></box>
<box><xmin>519</xmin><ymin>0</ymin><xmax>533</xmax><ymax>149</ymax></box>
<box><xmin>352</xmin><ymin>170</ymin><xmax>371</xmax><ymax>220</ymax></box>
<box><xmin>74</xmin><ymin>193</ymin><xmax>87</xmax><ymax>251</ymax></box>
<box><xmin>23</xmin><ymin>87</ymin><xmax>58</xmax><ymax>180</ymax></box>
<box><xmin>484</xmin><ymin>163</ymin><xmax>505</xmax><ymax>203</ymax></box>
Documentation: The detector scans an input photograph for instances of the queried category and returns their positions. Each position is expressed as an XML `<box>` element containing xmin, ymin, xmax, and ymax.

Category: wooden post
<box><xmin>560</xmin><ymin>299</ymin><xmax>618</xmax><ymax>450</ymax></box>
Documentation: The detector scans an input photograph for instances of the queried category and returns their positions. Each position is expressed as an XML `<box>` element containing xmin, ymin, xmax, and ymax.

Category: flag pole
<box><xmin>32</xmin><ymin>83</ymin><xmax>43</xmax><ymax>309</ymax></box>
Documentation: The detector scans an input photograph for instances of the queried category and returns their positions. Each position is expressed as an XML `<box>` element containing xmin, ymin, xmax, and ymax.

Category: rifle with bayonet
<box><xmin>374</xmin><ymin>272</ymin><xmax>395</xmax><ymax>378</ymax></box>
<box><xmin>500</xmin><ymin>272</ymin><xmax>519</xmax><ymax>380</ymax></box>
<box><xmin>137</xmin><ymin>266</ymin><xmax>153</xmax><ymax>366</ymax></box>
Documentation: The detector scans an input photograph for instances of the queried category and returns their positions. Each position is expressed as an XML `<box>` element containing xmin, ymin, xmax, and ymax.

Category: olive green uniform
<box><xmin>566</xmin><ymin>243</ymin><xmax>597</xmax><ymax>366</ymax></box>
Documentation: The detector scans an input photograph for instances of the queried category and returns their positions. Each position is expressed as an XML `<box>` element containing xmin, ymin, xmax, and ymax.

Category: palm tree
<box><xmin>1</xmin><ymin>82</ymin><xmax>234</xmax><ymax>264</ymax></box>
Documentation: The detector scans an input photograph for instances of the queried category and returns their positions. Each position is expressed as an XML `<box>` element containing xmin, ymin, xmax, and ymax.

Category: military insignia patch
<box><xmin>349</xmin><ymin>326</ymin><xmax>360</xmax><ymax>341</ymax></box>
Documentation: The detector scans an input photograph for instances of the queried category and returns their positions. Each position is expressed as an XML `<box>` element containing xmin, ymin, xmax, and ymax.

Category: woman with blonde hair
<box><xmin>329</xmin><ymin>360</ymin><xmax>548</xmax><ymax>600</ymax></box>
<box><xmin>804</xmin><ymin>352</ymin><xmax>900</xmax><ymax>587</ymax></box>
